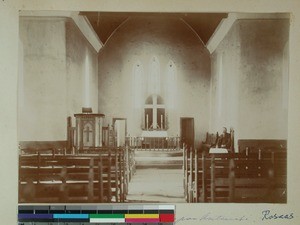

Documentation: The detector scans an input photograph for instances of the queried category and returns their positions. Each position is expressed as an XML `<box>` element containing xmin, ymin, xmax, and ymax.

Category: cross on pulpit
<box><xmin>74</xmin><ymin>112</ymin><xmax>105</xmax><ymax>151</ymax></box>
<box><xmin>84</xmin><ymin>125</ymin><xmax>93</xmax><ymax>142</ymax></box>
<box><xmin>145</xmin><ymin>95</ymin><xmax>165</xmax><ymax>130</ymax></box>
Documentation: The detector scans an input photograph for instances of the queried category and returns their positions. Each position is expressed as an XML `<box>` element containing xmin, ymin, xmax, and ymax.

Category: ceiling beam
<box><xmin>206</xmin><ymin>13</ymin><xmax>237</xmax><ymax>54</ymax></box>
<box><xmin>206</xmin><ymin>12</ymin><xmax>290</xmax><ymax>54</ymax></box>
<box><xmin>19</xmin><ymin>11</ymin><xmax>103</xmax><ymax>52</ymax></box>
<box><xmin>70</xmin><ymin>12</ymin><xmax>103</xmax><ymax>52</ymax></box>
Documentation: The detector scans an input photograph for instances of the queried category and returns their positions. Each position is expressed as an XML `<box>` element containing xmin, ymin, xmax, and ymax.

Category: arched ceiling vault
<box><xmin>80</xmin><ymin>12</ymin><xmax>228</xmax><ymax>46</ymax></box>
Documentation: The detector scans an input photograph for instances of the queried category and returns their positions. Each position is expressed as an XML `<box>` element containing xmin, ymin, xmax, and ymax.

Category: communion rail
<box><xmin>126</xmin><ymin>136</ymin><xmax>180</xmax><ymax>151</ymax></box>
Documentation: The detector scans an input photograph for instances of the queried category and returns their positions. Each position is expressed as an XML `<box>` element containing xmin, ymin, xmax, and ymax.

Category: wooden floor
<box><xmin>126</xmin><ymin>149</ymin><xmax>185</xmax><ymax>203</ymax></box>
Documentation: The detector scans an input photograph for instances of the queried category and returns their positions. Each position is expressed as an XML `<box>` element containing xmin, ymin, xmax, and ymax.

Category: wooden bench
<box><xmin>19</xmin><ymin>147</ymin><xmax>134</xmax><ymax>203</ymax></box>
<box><xmin>183</xmin><ymin>144</ymin><xmax>194</xmax><ymax>202</ymax></box>
<box><xmin>238</xmin><ymin>139</ymin><xmax>287</xmax><ymax>153</ymax></box>
<box><xmin>80</xmin><ymin>146</ymin><xmax>136</xmax><ymax>188</ymax></box>
<box><xmin>190</xmin><ymin>152</ymin><xmax>233</xmax><ymax>202</ymax></box>
<box><xmin>19</xmin><ymin>141</ymin><xmax>67</xmax><ymax>155</ymax></box>
<box><xmin>189</xmin><ymin>150</ymin><xmax>286</xmax><ymax>203</ymax></box>
<box><xmin>229</xmin><ymin>156</ymin><xmax>272</xmax><ymax>202</ymax></box>
<box><xmin>237</xmin><ymin>139</ymin><xmax>287</xmax><ymax>202</ymax></box>
<box><xmin>242</xmin><ymin>151</ymin><xmax>287</xmax><ymax>203</ymax></box>
<box><xmin>19</xmin><ymin>155</ymin><xmax>95</xmax><ymax>203</ymax></box>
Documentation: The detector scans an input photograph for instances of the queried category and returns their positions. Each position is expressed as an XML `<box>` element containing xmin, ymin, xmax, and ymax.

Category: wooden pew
<box><xmin>19</xmin><ymin>141</ymin><xmax>67</xmax><ymax>156</ymax></box>
<box><xmin>237</xmin><ymin>139</ymin><xmax>287</xmax><ymax>202</ymax></box>
<box><xmin>84</xmin><ymin>146</ymin><xmax>136</xmax><ymax>201</ymax></box>
<box><xmin>228</xmin><ymin>154</ymin><xmax>275</xmax><ymax>203</ymax></box>
<box><xmin>183</xmin><ymin>144</ymin><xmax>194</xmax><ymax>202</ymax></box>
<box><xmin>192</xmin><ymin>152</ymin><xmax>232</xmax><ymax>203</ymax></box>
<box><xmin>208</xmin><ymin>154</ymin><xmax>232</xmax><ymax>202</ymax></box>
<box><xmin>19</xmin><ymin>154</ymin><xmax>95</xmax><ymax>203</ymax></box>
<box><xmin>192</xmin><ymin>150</ymin><xmax>207</xmax><ymax>202</ymax></box>
<box><xmin>191</xmin><ymin>151</ymin><xmax>287</xmax><ymax>203</ymax></box>
<box><xmin>238</xmin><ymin>139</ymin><xmax>287</xmax><ymax>154</ymax></box>
<box><xmin>90</xmin><ymin>148</ymin><xmax>125</xmax><ymax>203</ymax></box>
<box><xmin>249</xmin><ymin>151</ymin><xmax>287</xmax><ymax>203</ymax></box>
<box><xmin>19</xmin><ymin>147</ymin><xmax>132</xmax><ymax>203</ymax></box>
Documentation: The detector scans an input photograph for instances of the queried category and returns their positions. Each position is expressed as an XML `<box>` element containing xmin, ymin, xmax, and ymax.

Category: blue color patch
<box><xmin>53</xmin><ymin>214</ymin><xmax>89</xmax><ymax>219</ymax></box>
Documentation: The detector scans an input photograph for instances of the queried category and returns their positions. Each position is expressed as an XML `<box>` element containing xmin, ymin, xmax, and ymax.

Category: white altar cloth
<box><xmin>141</xmin><ymin>130</ymin><xmax>168</xmax><ymax>137</ymax></box>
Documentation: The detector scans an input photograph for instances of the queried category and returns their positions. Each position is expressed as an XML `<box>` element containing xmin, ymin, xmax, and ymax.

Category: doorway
<box><xmin>180</xmin><ymin>117</ymin><xmax>194</xmax><ymax>148</ymax></box>
<box><xmin>113</xmin><ymin>118</ymin><xmax>127</xmax><ymax>147</ymax></box>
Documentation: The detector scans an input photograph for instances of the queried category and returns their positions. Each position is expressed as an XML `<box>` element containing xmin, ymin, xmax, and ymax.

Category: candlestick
<box><xmin>146</xmin><ymin>114</ymin><xmax>149</xmax><ymax>130</ymax></box>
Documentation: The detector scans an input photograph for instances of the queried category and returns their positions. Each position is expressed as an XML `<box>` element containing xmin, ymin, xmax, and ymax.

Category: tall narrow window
<box><xmin>166</xmin><ymin>60</ymin><xmax>177</xmax><ymax>109</ymax></box>
<box><xmin>148</xmin><ymin>56</ymin><xmax>160</xmax><ymax>95</ymax></box>
<box><xmin>133</xmin><ymin>61</ymin><xmax>144</xmax><ymax>108</ymax></box>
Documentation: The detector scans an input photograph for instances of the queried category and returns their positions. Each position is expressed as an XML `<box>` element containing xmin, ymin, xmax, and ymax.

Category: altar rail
<box><xmin>126</xmin><ymin>136</ymin><xmax>180</xmax><ymax>150</ymax></box>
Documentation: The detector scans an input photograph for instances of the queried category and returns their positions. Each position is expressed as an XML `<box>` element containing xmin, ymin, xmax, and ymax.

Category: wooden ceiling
<box><xmin>80</xmin><ymin>12</ymin><xmax>227</xmax><ymax>45</ymax></box>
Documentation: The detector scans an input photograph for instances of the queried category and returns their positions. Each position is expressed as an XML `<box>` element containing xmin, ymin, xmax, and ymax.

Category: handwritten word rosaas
<box><xmin>262</xmin><ymin>210</ymin><xmax>294</xmax><ymax>221</ymax></box>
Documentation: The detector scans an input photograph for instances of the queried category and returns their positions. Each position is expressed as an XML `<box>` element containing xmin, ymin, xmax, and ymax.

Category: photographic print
<box><xmin>2</xmin><ymin>1</ymin><xmax>300</xmax><ymax>225</ymax></box>
<box><xmin>18</xmin><ymin>11</ymin><xmax>289</xmax><ymax>205</ymax></box>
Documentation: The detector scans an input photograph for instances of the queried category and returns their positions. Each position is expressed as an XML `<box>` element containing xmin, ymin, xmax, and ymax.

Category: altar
<box><xmin>127</xmin><ymin>131</ymin><xmax>179</xmax><ymax>150</ymax></box>
<box><xmin>141</xmin><ymin>130</ymin><xmax>168</xmax><ymax>137</ymax></box>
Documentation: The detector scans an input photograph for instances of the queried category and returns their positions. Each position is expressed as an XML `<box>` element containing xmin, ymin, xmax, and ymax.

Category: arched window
<box><xmin>166</xmin><ymin>60</ymin><xmax>177</xmax><ymax>109</ymax></box>
<box><xmin>133</xmin><ymin>61</ymin><xmax>144</xmax><ymax>108</ymax></box>
<box><xmin>148</xmin><ymin>56</ymin><xmax>160</xmax><ymax>95</ymax></box>
<box><xmin>144</xmin><ymin>94</ymin><xmax>166</xmax><ymax>130</ymax></box>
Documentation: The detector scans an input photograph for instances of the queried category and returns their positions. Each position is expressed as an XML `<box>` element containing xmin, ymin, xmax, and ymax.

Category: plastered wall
<box><xmin>98</xmin><ymin>16</ymin><xmax>211</xmax><ymax>146</ymax></box>
<box><xmin>65</xmin><ymin>18</ymin><xmax>98</xmax><ymax>124</ymax></box>
<box><xmin>210</xmin><ymin>19</ymin><xmax>289</xmax><ymax>148</ymax></box>
<box><xmin>18</xmin><ymin>17</ymin><xmax>98</xmax><ymax>141</ymax></box>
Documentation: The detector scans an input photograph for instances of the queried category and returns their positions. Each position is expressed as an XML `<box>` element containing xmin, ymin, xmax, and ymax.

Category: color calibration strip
<box><xmin>18</xmin><ymin>205</ymin><xmax>175</xmax><ymax>224</ymax></box>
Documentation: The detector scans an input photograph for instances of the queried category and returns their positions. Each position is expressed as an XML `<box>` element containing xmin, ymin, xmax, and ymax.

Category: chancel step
<box><xmin>135</xmin><ymin>149</ymin><xmax>183</xmax><ymax>169</ymax></box>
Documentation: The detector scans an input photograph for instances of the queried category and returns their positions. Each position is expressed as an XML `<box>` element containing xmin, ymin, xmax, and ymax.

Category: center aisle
<box><xmin>126</xmin><ymin>149</ymin><xmax>185</xmax><ymax>203</ymax></box>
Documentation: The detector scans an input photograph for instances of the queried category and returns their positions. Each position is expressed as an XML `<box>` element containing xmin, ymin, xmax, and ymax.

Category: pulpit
<box><xmin>74</xmin><ymin>107</ymin><xmax>105</xmax><ymax>151</ymax></box>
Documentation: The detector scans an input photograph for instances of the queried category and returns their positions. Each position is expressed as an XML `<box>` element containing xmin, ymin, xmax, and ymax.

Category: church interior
<box><xmin>18</xmin><ymin>11</ymin><xmax>289</xmax><ymax>203</ymax></box>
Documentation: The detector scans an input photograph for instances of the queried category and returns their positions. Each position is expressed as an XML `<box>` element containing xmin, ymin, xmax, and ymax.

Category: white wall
<box><xmin>98</xmin><ymin>16</ymin><xmax>211</xmax><ymax>147</ymax></box>
<box><xmin>210</xmin><ymin>22</ymin><xmax>240</xmax><ymax>136</ymax></box>
<box><xmin>19</xmin><ymin>18</ymin><xmax>67</xmax><ymax>141</ymax></box>
<box><xmin>18</xmin><ymin>17</ymin><xmax>98</xmax><ymax>141</ymax></box>
<box><xmin>65</xmin><ymin>18</ymin><xmax>98</xmax><ymax>123</ymax></box>
<box><xmin>210</xmin><ymin>19</ymin><xmax>289</xmax><ymax>149</ymax></box>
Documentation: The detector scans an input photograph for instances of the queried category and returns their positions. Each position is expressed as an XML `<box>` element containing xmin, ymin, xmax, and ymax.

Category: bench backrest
<box><xmin>238</xmin><ymin>139</ymin><xmax>287</xmax><ymax>153</ymax></box>
<box><xmin>191</xmin><ymin>151</ymin><xmax>286</xmax><ymax>203</ymax></box>
<box><xmin>19</xmin><ymin>147</ymin><xmax>128</xmax><ymax>203</ymax></box>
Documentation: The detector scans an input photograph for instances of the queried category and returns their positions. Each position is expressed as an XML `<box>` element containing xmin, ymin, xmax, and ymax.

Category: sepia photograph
<box><xmin>1</xmin><ymin>1</ymin><xmax>300</xmax><ymax>224</ymax></box>
<box><xmin>18</xmin><ymin>11</ymin><xmax>288</xmax><ymax>204</ymax></box>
